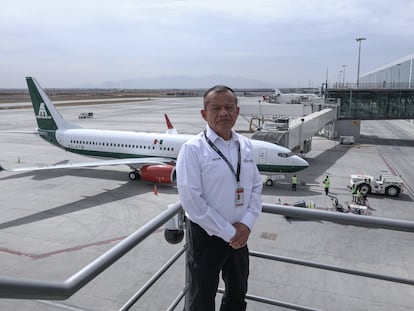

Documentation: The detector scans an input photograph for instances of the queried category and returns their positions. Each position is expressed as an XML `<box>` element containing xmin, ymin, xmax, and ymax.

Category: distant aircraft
<box><xmin>264</xmin><ymin>89</ymin><xmax>322</xmax><ymax>104</ymax></box>
<box><xmin>0</xmin><ymin>77</ymin><xmax>309</xmax><ymax>185</ymax></box>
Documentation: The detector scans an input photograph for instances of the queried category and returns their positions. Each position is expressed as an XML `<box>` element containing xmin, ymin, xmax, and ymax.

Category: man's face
<box><xmin>201</xmin><ymin>90</ymin><xmax>239</xmax><ymax>140</ymax></box>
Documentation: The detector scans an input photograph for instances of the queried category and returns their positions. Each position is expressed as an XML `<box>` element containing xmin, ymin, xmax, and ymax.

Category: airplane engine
<box><xmin>140</xmin><ymin>164</ymin><xmax>176</xmax><ymax>184</ymax></box>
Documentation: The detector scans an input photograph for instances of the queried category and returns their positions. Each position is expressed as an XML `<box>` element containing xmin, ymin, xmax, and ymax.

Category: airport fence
<box><xmin>0</xmin><ymin>202</ymin><xmax>413</xmax><ymax>310</ymax></box>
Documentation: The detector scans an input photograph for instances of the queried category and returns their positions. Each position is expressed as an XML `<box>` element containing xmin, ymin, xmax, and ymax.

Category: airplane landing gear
<box><xmin>129</xmin><ymin>170</ymin><xmax>140</xmax><ymax>181</ymax></box>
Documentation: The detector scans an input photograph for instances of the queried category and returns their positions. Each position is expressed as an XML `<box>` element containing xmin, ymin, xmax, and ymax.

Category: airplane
<box><xmin>0</xmin><ymin>77</ymin><xmax>309</xmax><ymax>186</ymax></box>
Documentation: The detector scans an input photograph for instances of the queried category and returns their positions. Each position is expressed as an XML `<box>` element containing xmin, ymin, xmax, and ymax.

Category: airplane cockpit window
<box><xmin>278</xmin><ymin>152</ymin><xmax>294</xmax><ymax>158</ymax></box>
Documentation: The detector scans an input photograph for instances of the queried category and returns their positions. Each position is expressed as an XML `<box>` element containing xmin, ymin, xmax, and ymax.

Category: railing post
<box><xmin>184</xmin><ymin>218</ymin><xmax>191</xmax><ymax>311</ymax></box>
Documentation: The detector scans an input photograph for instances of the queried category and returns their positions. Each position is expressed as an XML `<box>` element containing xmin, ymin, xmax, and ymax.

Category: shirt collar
<box><xmin>205</xmin><ymin>124</ymin><xmax>239</xmax><ymax>144</ymax></box>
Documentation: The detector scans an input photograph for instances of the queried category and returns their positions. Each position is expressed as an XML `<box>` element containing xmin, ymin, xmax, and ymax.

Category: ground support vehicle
<box><xmin>347</xmin><ymin>203</ymin><xmax>371</xmax><ymax>215</ymax></box>
<box><xmin>79</xmin><ymin>112</ymin><xmax>94</xmax><ymax>119</ymax></box>
<box><xmin>349</xmin><ymin>172</ymin><xmax>404</xmax><ymax>197</ymax></box>
<box><xmin>339</xmin><ymin>136</ymin><xmax>354</xmax><ymax>144</ymax></box>
<box><xmin>331</xmin><ymin>196</ymin><xmax>371</xmax><ymax>216</ymax></box>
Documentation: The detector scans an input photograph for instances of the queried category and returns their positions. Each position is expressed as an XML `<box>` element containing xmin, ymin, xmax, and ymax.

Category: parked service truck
<box><xmin>349</xmin><ymin>172</ymin><xmax>404</xmax><ymax>197</ymax></box>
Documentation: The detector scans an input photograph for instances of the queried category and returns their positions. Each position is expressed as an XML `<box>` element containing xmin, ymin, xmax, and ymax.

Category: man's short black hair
<box><xmin>203</xmin><ymin>85</ymin><xmax>238</xmax><ymax>107</ymax></box>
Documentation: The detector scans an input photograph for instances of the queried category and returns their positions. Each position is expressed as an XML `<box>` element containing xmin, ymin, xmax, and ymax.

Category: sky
<box><xmin>1</xmin><ymin>0</ymin><xmax>413</xmax><ymax>88</ymax></box>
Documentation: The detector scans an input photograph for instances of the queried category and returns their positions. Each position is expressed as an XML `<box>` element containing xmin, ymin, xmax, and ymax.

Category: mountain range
<box><xmin>89</xmin><ymin>74</ymin><xmax>275</xmax><ymax>89</ymax></box>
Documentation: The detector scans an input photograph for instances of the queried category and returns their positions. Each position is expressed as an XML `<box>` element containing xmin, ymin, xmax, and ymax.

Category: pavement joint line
<box><xmin>0</xmin><ymin>236</ymin><xmax>126</xmax><ymax>260</ymax></box>
<box><xmin>0</xmin><ymin>227</ymin><xmax>165</xmax><ymax>259</ymax></box>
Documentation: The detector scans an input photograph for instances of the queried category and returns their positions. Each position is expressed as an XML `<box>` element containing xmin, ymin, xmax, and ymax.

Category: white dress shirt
<box><xmin>176</xmin><ymin>125</ymin><xmax>263</xmax><ymax>242</ymax></box>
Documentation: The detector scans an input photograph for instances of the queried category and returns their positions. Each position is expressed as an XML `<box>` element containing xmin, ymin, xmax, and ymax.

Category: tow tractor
<box><xmin>348</xmin><ymin>171</ymin><xmax>404</xmax><ymax>197</ymax></box>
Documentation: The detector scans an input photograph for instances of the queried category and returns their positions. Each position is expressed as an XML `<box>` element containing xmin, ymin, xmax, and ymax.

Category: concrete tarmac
<box><xmin>0</xmin><ymin>97</ymin><xmax>413</xmax><ymax>310</ymax></box>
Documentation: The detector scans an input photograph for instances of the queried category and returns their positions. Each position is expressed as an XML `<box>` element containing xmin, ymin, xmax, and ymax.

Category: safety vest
<box><xmin>292</xmin><ymin>176</ymin><xmax>297</xmax><ymax>184</ymax></box>
<box><xmin>351</xmin><ymin>184</ymin><xmax>357</xmax><ymax>194</ymax></box>
<box><xmin>324</xmin><ymin>178</ymin><xmax>330</xmax><ymax>188</ymax></box>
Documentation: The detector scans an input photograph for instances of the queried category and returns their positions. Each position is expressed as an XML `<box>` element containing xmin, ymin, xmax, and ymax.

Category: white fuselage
<box><xmin>54</xmin><ymin>128</ymin><xmax>308</xmax><ymax>173</ymax></box>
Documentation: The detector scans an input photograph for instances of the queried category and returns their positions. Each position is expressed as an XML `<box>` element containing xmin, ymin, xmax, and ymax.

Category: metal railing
<box><xmin>0</xmin><ymin>202</ymin><xmax>413</xmax><ymax>310</ymax></box>
<box><xmin>327</xmin><ymin>82</ymin><xmax>413</xmax><ymax>89</ymax></box>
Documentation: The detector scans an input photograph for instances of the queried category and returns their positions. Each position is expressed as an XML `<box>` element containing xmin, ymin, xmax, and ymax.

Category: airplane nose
<box><xmin>294</xmin><ymin>155</ymin><xmax>309</xmax><ymax>168</ymax></box>
<box><xmin>300</xmin><ymin>157</ymin><xmax>309</xmax><ymax>167</ymax></box>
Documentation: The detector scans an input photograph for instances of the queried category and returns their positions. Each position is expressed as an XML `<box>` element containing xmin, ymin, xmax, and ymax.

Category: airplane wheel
<box><xmin>129</xmin><ymin>171</ymin><xmax>139</xmax><ymax>181</ymax></box>
<box><xmin>265</xmin><ymin>179</ymin><xmax>273</xmax><ymax>186</ymax></box>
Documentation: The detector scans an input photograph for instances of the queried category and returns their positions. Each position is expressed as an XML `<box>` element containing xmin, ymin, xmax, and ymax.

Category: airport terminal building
<box><xmin>359</xmin><ymin>53</ymin><xmax>414</xmax><ymax>88</ymax></box>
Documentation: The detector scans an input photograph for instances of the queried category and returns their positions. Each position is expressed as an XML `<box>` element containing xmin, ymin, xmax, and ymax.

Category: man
<box><xmin>356</xmin><ymin>189</ymin><xmax>363</xmax><ymax>204</ymax></box>
<box><xmin>351</xmin><ymin>184</ymin><xmax>357</xmax><ymax>202</ymax></box>
<box><xmin>292</xmin><ymin>175</ymin><xmax>297</xmax><ymax>191</ymax></box>
<box><xmin>323</xmin><ymin>176</ymin><xmax>330</xmax><ymax>195</ymax></box>
<box><xmin>176</xmin><ymin>85</ymin><xmax>263</xmax><ymax>311</ymax></box>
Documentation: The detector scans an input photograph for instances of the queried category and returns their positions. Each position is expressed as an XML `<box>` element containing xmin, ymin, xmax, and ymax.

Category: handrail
<box><xmin>0</xmin><ymin>202</ymin><xmax>182</xmax><ymax>300</ymax></box>
<box><xmin>0</xmin><ymin>201</ymin><xmax>413</xmax><ymax>309</ymax></box>
<box><xmin>249</xmin><ymin>251</ymin><xmax>414</xmax><ymax>286</ymax></box>
<box><xmin>119</xmin><ymin>244</ymin><xmax>188</xmax><ymax>311</ymax></box>
<box><xmin>261</xmin><ymin>203</ymin><xmax>414</xmax><ymax>233</ymax></box>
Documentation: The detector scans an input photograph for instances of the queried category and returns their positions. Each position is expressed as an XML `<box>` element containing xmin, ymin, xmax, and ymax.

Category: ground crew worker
<box><xmin>351</xmin><ymin>184</ymin><xmax>357</xmax><ymax>202</ymax></box>
<box><xmin>292</xmin><ymin>175</ymin><xmax>297</xmax><ymax>191</ymax></box>
<box><xmin>356</xmin><ymin>189</ymin><xmax>362</xmax><ymax>204</ymax></box>
<box><xmin>323</xmin><ymin>176</ymin><xmax>330</xmax><ymax>195</ymax></box>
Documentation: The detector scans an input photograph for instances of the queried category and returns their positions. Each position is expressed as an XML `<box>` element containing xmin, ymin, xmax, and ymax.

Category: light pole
<box><xmin>356</xmin><ymin>37</ymin><xmax>366</xmax><ymax>88</ymax></box>
<box><xmin>397</xmin><ymin>63</ymin><xmax>401</xmax><ymax>87</ymax></box>
<box><xmin>342</xmin><ymin>64</ymin><xmax>347</xmax><ymax>86</ymax></box>
<box><xmin>338</xmin><ymin>70</ymin><xmax>343</xmax><ymax>87</ymax></box>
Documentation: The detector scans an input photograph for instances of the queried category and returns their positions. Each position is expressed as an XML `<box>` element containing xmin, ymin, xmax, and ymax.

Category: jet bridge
<box><xmin>288</xmin><ymin>108</ymin><xmax>338</xmax><ymax>151</ymax></box>
<box><xmin>251</xmin><ymin>107</ymin><xmax>338</xmax><ymax>153</ymax></box>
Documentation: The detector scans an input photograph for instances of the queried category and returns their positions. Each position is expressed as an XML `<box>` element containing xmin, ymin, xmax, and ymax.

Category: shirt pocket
<box><xmin>200</xmin><ymin>154</ymin><xmax>224</xmax><ymax>176</ymax></box>
<box><xmin>240</xmin><ymin>156</ymin><xmax>256</xmax><ymax>187</ymax></box>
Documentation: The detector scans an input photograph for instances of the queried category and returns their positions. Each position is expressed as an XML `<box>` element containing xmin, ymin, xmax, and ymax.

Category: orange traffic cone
<box><xmin>153</xmin><ymin>184</ymin><xmax>158</xmax><ymax>195</ymax></box>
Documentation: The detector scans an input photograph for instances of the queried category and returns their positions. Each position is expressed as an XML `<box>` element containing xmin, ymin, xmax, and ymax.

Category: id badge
<box><xmin>236</xmin><ymin>187</ymin><xmax>244</xmax><ymax>207</ymax></box>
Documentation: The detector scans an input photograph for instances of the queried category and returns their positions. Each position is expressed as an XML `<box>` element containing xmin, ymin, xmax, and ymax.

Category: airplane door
<box><xmin>258</xmin><ymin>148</ymin><xmax>267</xmax><ymax>164</ymax></box>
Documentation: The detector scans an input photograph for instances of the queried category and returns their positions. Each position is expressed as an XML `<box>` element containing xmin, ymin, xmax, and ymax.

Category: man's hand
<box><xmin>229</xmin><ymin>222</ymin><xmax>250</xmax><ymax>249</ymax></box>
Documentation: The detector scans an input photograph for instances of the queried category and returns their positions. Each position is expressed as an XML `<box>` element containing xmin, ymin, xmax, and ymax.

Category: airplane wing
<box><xmin>0</xmin><ymin>130</ymin><xmax>41</xmax><ymax>135</ymax></box>
<box><xmin>0</xmin><ymin>157</ymin><xmax>175</xmax><ymax>173</ymax></box>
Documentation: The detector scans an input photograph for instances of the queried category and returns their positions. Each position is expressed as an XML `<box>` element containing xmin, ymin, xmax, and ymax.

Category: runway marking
<box><xmin>37</xmin><ymin>300</ymin><xmax>89</xmax><ymax>311</ymax></box>
<box><xmin>0</xmin><ymin>227</ymin><xmax>164</xmax><ymax>259</ymax></box>
<box><xmin>0</xmin><ymin>236</ymin><xmax>126</xmax><ymax>259</ymax></box>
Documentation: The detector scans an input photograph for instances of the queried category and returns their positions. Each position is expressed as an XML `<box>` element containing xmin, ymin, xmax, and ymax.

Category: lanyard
<box><xmin>204</xmin><ymin>131</ymin><xmax>241</xmax><ymax>183</ymax></box>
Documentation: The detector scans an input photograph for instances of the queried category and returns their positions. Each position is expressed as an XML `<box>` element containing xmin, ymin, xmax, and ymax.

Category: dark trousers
<box><xmin>187</xmin><ymin>221</ymin><xmax>249</xmax><ymax>311</ymax></box>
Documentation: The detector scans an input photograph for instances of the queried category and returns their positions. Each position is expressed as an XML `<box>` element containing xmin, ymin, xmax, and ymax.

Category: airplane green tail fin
<box><xmin>26</xmin><ymin>77</ymin><xmax>79</xmax><ymax>131</ymax></box>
